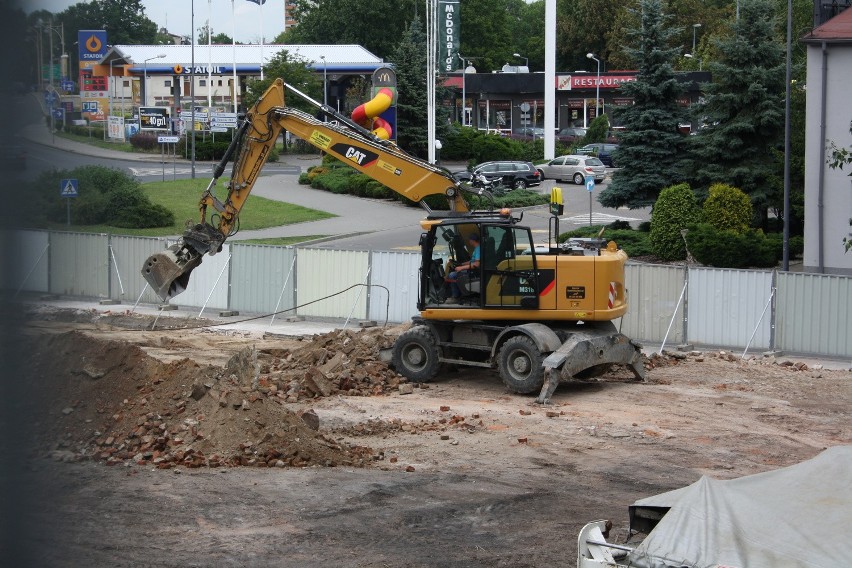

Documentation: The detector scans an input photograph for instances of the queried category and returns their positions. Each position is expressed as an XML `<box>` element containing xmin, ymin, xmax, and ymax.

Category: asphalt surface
<box><xmin>16</xmin><ymin>94</ymin><xmax>649</xmax><ymax>251</ymax></box>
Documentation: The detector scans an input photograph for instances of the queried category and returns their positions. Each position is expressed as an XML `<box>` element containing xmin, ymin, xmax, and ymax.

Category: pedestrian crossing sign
<box><xmin>60</xmin><ymin>178</ymin><xmax>79</xmax><ymax>197</ymax></box>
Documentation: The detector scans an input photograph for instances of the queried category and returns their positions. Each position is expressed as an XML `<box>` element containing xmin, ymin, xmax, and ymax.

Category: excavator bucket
<box><xmin>141</xmin><ymin>242</ymin><xmax>203</xmax><ymax>301</ymax></box>
<box><xmin>536</xmin><ymin>327</ymin><xmax>646</xmax><ymax>404</ymax></box>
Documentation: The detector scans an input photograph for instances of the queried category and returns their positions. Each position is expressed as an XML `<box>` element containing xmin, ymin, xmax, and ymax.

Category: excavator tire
<box><xmin>498</xmin><ymin>335</ymin><xmax>545</xmax><ymax>394</ymax></box>
<box><xmin>392</xmin><ymin>326</ymin><xmax>440</xmax><ymax>383</ymax></box>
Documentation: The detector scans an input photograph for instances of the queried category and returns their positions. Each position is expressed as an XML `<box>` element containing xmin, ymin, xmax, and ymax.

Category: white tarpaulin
<box><xmin>626</xmin><ymin>445</ymin><xmax>852</xmax><ymax>568</ymax></box>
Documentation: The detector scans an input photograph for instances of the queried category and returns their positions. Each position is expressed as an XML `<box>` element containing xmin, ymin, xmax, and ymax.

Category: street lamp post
<box><xmin>143</xmin><ymin>54</ymin><xmax>166</xmax><ymax>107</ymax></box>
<box><xmin>320</xmin><ymin>55</ymin><xmax>327</xmax><ymax>109</ymax></box>
<box><xmin>692</xmin><ymin>23</ymin><xmax>702</xmax><ymax>53</ymax></box>
<box><xmin>43</xmin><ymin>21</ymin><xmax>65</xmax><ymax>90</ymax></box>
<box><xmin>512</xmin><ymin>52</ymin><xmax>528</xmax><ymax>70</ymax></box>
<box><xmin>586</xmin><ymin>52</ymin><xmax>601</xmax><ymax>120</ymax></box>
<box><xmin>684</xmin><ymin>53</ymin><xmax>703</xmax><ymax>70</ymax></box>
<box><xmin>109</xmin><ymin>58</ymin><xmax>114</xmax><ymax>117</ymax></box>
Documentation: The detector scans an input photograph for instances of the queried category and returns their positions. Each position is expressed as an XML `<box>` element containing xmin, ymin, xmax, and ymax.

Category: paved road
<box><xmin>15</xmin><ymin>92</ymin><xmax>649</xmax><ymax>250</ymax></box>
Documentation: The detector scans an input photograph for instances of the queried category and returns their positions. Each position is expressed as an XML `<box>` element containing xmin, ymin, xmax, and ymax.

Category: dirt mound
<box><xmin>24</xmin><ymin>326</ymin><xmax>406</xmax><ymax>469</ymax></box>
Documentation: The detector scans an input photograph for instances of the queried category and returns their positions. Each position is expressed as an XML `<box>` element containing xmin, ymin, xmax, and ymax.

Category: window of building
<box><xmin>200</xmin><ymin>80</ymin><xmax>207</xmax><ymax>87</ymax></box>
<box><xmin>164</xmin><ymin>80</ymin><xmax>172</xmax><ymax>87</ymax></box>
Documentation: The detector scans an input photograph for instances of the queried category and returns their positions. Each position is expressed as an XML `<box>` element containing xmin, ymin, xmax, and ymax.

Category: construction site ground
<box><xmin>1</xmin><ymin>301</ymin><xmax>849</xmax><ymax>567</ymax></box>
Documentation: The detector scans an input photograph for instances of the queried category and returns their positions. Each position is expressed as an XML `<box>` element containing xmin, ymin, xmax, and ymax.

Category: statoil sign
<box><xmin>78</xmin><ymin>30</ymin><xmax>107</xmax><ymax>61</ymax></box>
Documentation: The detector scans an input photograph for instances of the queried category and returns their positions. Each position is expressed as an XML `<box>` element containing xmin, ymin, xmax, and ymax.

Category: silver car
<box><xmin>535</xmin><ymin>155</ymin><xmax>606</xmax><ymax>185</ymax></box>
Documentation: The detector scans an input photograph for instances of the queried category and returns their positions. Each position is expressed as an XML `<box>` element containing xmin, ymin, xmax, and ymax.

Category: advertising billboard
<box><xmin>139</xmin><ymin>107</ymin><xmax>171</xmax><ymax>131</ymax></box>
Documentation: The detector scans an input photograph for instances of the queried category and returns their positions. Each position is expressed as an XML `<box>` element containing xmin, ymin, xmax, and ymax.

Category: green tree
<box><xmin>685</xmin><ymin>0</ymin><xmax>786</xmax><ymax>226</ymax></box>
<box><xmin>243</xmin><ymin>50</ymin><xmax>321</xmax><ymax>112</ymax></box>
<box><xmin>649</xmin><ymin>183</ymin><xmax>701</xmax><ymax>260</ymax></box>
<box><xmin>458</xmin><ymin>0</ymin><xmax>515</xmax><ymax>72</ymax></box>
<box><xmin>557</xmin><ymin>0</ymin><xmax>624</xmax><ymax>72</ymax></box>
<box><xmin>286</xmin><ymin>0</ymin><xmax>417</xmax><ymax>59</ymax></box>
<box><xmin>702</xmin><ymin>183</ymin><xmax>752</xmax><ymax>233</ymax></box>
<box><xmin>598</xmin><ymin>0</ymin><xmax>691</xmax><ymax>210</ymax></box>
<box><xmin>197</xmin><ymin>24</ymin><xmax>234</xmax><ymax>45</ymax></box>
<box><xmin>387</xmin><ymin>20</ymin><xmax>453</xmax><ymax>158</ymax></box>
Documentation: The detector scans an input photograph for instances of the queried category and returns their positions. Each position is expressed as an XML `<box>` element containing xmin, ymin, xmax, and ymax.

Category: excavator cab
<box><xmin>417</xmin><ymin>219</ymin><xmax>540</xmax><ymax>310</ymax></box>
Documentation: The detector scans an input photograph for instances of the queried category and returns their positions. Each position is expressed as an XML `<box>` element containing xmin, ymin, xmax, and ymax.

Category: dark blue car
<box><xmin>576</xmin><ymin>143</ymin><xmax>619</xmax><ymax>167</ymax></box>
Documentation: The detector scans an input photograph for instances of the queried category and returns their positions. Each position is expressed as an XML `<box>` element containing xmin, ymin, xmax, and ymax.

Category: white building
<box><xmin>802</xmin><ymin>7</ymin><xmax>852</xmax><ymax>275</ymax></box>
<box><xmin>96</xmin><ymin>43</ymin><xmax>384</xmax><ymax>114</ymax></box>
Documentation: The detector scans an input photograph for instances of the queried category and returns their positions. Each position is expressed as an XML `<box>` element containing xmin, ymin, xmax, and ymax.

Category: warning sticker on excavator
<box><xmin>377</xmin><ymin>160</ymin><xmax>402</xmax><ymax>175</ymax></box>
<box><xmin>309</xmin><ymin>130</ymin><xmax>332</xmax><ymax>150</ymax></box>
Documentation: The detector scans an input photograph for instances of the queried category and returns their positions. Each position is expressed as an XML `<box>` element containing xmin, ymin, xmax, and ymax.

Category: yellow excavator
<box><xmin>141</xmin><ymin>78</ymin><xmax>644</xmax><ymax>403</ymax></box>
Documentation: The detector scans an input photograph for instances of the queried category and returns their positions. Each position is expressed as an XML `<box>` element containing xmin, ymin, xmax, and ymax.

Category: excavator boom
<box><xmin>142</xmin><ymin>79</ymin><xmax>470</xmax><ymax>300</ymax></box>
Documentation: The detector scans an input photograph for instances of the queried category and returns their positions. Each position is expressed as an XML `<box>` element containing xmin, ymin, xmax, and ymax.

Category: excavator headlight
<box><xmin>500</xmin><ymin>208</ymin><xmax>511</xmax><ymax>217</ymax></box>
<box><xmin>446</xmin><ymin>187</ymin><xmax>457</xmax><ymax>198</ymax></box>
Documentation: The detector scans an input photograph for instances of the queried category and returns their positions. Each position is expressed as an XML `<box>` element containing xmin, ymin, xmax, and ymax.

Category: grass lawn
<box><xmin>48</xmin><ymin>178</ymin><xmax>335</xmax><ymax>237</ymax></box>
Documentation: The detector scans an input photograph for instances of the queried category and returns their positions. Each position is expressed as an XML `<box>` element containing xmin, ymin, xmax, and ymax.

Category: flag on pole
<box><xmin>245</xmin><ymin>0</ymin><xmax>266</xmax><ymax>4</ymax></box>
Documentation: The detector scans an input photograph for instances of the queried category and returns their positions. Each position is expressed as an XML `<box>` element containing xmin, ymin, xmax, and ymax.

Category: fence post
<box><xmin>197</xmin><ymin>253</ymin><xmax>232</xmax><ymax>319</ymax></box>
<box><xmin>343</xmin><ymin>266</ymin><xmax>371</xmax><ymax>330</ymax></box>
<box><xmin>268</xmin><ymin>256</ymin><xmax>297</xmax><ymax>330</ymax></box>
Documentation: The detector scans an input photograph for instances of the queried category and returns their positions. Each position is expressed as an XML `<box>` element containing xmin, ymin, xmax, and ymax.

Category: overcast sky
<box><xmin>19</xmin><ymin>0</ymin><xmax>284</xmax><ymax>45</ymax></box>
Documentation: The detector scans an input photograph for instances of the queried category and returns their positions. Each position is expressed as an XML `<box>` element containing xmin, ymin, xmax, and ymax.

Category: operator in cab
<box><xmin>445</xmin><ymin>233</ymin><xmax>480</xmax><ymax>304</ymax></box>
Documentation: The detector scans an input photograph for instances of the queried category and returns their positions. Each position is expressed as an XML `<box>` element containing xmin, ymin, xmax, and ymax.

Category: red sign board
<box><xmin>556</xmin><ymin>74</ymin><xmax>637</xmax><ymax>91</ymax></box>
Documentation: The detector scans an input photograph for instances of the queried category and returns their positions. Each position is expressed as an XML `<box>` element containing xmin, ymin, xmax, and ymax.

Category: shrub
<box><xmin>24</xmin><ymin>165</ymin><xmax>174</xmax><ymax>229</ymax></box>
<box><xmin>649</xmin><ymin>183</ymin><xmax>701</xmax><ymax>261</ymax></box>
<box><xmin>129</xmin><ymin>132</ymin><xmax>158</xmax><ymax>151</ymax></box>
<box><xmin>557</xmin><ymin>225</ymin><xmax>653</xmax><ymax>258</ymax></box>
<box><xmin>703</xmin><ymin>183</ymin><xmax>751</xmax><ymax>233</ymax></box>
<box><xmin>582</xmin><ymin>114</ymin><xmax>610</xmax><ymax>145</ymax></box>
<box><xmin>687</xmin><ymin>224</ymin><xmax>781</xmax><ymax>268</ymax></box>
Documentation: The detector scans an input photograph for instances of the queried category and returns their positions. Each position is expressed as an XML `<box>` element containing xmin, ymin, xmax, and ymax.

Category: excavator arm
<box><xmin>141</xmin><ymin>78</ymin><xmax>472</xmax><ymax>300</ymax></box>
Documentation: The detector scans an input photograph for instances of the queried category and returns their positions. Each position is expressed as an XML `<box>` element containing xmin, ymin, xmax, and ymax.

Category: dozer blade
<box><xmin>141</xmin><ymin>244</ymin><xmax>203</xmax><ymax>301</ymax></box>
<box><xmin>536</xmin><ymin>327</ymin><xmax>646</xmax><ymax>404</ymax></box>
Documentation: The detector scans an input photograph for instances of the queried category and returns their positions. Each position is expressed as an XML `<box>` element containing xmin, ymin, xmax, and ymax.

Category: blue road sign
<box><xmin>585</xmin><ymin>175</ymin><xmax>595</xmax><ymax>192</ymax></box>
<box><xmin>60</xmin><ymin>178</ymin><xmax>79</xmax><ymax>198</ymax></box>
<box><xmin>45</xmin><ymin>90</ymin><xmax>58</xmax><ymax>106</ymax></box>
<box><xmin>61</xmin><ymin>80</ymin><xmax>75</xmax><ymax>92</ymax></box>
<box><xmin>52</xmin><ymin>108</ymin><xmax>64</xmax><ymax>119</ymax></box>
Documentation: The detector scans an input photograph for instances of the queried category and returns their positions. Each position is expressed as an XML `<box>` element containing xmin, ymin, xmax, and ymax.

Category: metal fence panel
<box><xmin>622</xmin><ymin>264</ymin><xmax>686</xmax><ymax>346</ymax></box>
<box><xmin>1</xmin><ymin>230</ymin><xmax>50</xmax><ymax>293</ymax></box>
<box><xmin>49</xmin><ymin>231</ymin><xmax>109</xmax><ymax>298</ymax></box>
<box><xmin>687</xmin><ymin>267</ymin><xmax>774</xmax><ymax>350</ymax></box>
<box><xmin>368</xmin><ymin>251</ymin><xmax>421</xmax><ymax>323</ymax></box>
<box><xmin>109</xmin><ymin>235</ymin><xmax>171</xmax><ymax>305</ymax></box>
<box><xmin>167</xmin><ymin>244</ymin><xmax>231</xmax><ymax>312</ymax></box>
<box><xmin>296</xmin><ymin>248</ymin><xmax>369</xmax><ymax>320</ymax></box>
<box><xmin>776</xmin><ymin>272</ymin><xmax>852</xmax><ymax>357</ymax></box>
<box><xmin>230</xmin><ymin>244</ymin><xmax>296</xmax><ymax>315</ymax></box>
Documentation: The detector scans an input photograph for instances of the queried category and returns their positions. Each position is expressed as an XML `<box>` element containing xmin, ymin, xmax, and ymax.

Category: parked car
<box><xmin>535</xmin><ymin>155</ymin><xmax>606</xmax><ymax>185</ymax></box>
<box><xmin>556</xmin><ymin>127</ymin><xmax>587</xmax><ymax>144</ymax></box>
<box><xmin>453</xmin><ymin>160</ymin><xmax>542</xmax><ymax>190</ymax></box>
<box><xmin>576</xmin><ymin>143</ymin><xmax>619</xmax><ymax>167</ymax></box>
<box><xmin>511</xmin><ymin>126</ymin><xmax>547</xmax><ymax>140</ymax></box>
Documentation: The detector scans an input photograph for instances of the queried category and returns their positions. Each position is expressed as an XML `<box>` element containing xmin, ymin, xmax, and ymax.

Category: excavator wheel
<box><xmin>392</xmin><ymin>326</ymin><xmax>440</xmax><ymax>383</ymax></box>
<box><xmin>497</xmin><ymin>335</ymin><xmax>545</xmax><ymax>394</ymax></box>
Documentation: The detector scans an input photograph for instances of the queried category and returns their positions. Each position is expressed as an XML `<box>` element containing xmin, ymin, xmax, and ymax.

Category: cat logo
<box><xmin>331</xmin><ymin>143</ymin><xmax>379</xmax><ymax>167</ymax></box>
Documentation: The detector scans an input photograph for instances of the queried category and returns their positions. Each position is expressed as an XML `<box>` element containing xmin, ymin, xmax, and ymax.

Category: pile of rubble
<box><xmin>26</xmin><ymin>326</ymin><xmax>407</xmax><ymax>469</ymax></box>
